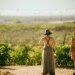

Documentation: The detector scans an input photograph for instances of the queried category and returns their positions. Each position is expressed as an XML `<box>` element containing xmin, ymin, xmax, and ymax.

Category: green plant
<box><xmin>55</xmin><ymin>45</ymin><xmax>73</xmax><ymax>68</ymax></box>
<box><xmin>10</xmin><ymin>45</ymin><xmax>32</xmax><ymax>65</ymax></box>
<box><xmin>0</xmin><ymin>44</ymin><xmax>11</xmax><ymax>66</ymax></box>
<box><xmin>28</xmin><ymin>47</ymin><xmax>42</xmax><ymax>65</ymax></box>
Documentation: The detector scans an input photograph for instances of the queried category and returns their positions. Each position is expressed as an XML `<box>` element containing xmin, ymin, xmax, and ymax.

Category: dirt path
<box><xmin>0</xmin><ymin>66</ymin><xmax>75</xmax><ymax>75</ymax></box>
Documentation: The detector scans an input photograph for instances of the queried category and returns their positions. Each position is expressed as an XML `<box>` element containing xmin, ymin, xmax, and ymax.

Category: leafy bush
<box><xmin>0</xmin><ymin>44</ymin><xmax>42</xmax><ymax>66</ymax></box>
<box><xmin>10</xmin><ymin>45</ymin><xmax>32</xmax><ymax>65</ymax></box>
<box><xmin>0</xmin><ymin>43</ymin><xmax>74</xmax><ymax>68</ymax></box>
<box><xmin>0</xmin><ymin>44</ymin><xmax>11</xmax><ymax>65</ymax></box>
<box><xmin>10</xmin><ymin>46</ymin><xmax>42</xmax><ymax>65</ymax></box>
<box><xmin>55</xmin><ymin>45</ymin><xmax>73</xmax><ymax>68</ymax></box>
<box><xmin>28</xmin><ymin>47</ymin><xmax>41</xmax><ymax>65</ymax></box>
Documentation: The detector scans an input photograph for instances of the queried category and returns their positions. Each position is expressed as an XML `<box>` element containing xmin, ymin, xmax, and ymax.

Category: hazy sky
<box><xmin>0</xmin><ymin>0</ymin><xmax>75</xmax><ymax>16</ymax></box>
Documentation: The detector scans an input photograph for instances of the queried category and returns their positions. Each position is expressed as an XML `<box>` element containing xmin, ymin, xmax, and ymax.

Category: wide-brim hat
<box><xmin>44</xmin><ymin>29</ymin><xmax>52</xmax><ymax>35</ymax></box>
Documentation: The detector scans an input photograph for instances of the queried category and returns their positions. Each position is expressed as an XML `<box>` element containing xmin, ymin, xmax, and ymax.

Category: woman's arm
<box><xmin>51</xmin><ymin>37</ymin><xmax>56</xmax><ymax>48</ymax></box>
<box><xmin>39</xmin><ymin>37</ymin><xmax>44</xmax><ymax>46</ymax></box>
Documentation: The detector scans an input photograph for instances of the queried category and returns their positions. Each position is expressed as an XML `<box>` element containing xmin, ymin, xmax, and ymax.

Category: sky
<box><xmin>0</xmin><ymin>0</ymin><xmax>75</xmax><ymax>16</ymax></box>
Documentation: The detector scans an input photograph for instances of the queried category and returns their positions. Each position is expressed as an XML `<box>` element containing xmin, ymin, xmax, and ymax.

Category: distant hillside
<box><xmin>0</xmin><ymin>15</ymin><xmax>75</xmax><ymax>24</ymax></box>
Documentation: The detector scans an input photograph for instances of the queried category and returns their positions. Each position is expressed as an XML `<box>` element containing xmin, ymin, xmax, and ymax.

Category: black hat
<box><xmin>44</xmin><ymin>29</ymin><xmax>52</xmax><ymax>35</ymax></box>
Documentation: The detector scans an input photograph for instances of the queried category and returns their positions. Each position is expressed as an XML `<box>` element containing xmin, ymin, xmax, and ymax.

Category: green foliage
<box><xmin>28</xmin><ymin>47</ymin><xmax>41</xmax><ymax>65</ymax></box>
<box><xmin>0</xmin><ymin>44</ymin><xmax>42</xmax><ymax>66</ymax></box>
<box><xmin>9</xmin><ymin>45</ymin><xmax>42</xmax><ymax>65</ymax></box>
<box><xmin>0</xmin><ymin>43</ymin><xmax>74</xmax><ymax>68</ymax></box>
<box><xmin>0</xmin><ymin>44</ymin><xmax>11</xmax><ymax>65</ymax></box>
<box><xmin>55</xmin><ymin>45</ymin><xmax>73</xmax><ymax>68</ymax></box>
<box><xmin>10</xmin><ymin>45</ymin><xmax>32</xmax><ymax>65</ymax></box>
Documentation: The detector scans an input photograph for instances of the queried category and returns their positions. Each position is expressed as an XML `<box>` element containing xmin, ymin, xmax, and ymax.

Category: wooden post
<box><xmin>62</xmin><ymin>32</ymin><xmax>67</xmax><ymax>45</ymax></box>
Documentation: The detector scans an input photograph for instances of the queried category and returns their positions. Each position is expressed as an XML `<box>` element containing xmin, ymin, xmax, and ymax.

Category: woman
<box><xmin>70</xmin><ymin>32</ymin><xmax>75</xmax><ymax>69</ymax></box>
<box><xmin>40</xmin><ymin>29</ymin><xmax>55</xmax><ymax>75</ymax></box>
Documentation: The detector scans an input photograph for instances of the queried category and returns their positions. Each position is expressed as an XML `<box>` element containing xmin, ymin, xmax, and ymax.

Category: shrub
<box><xmin>55</xmin><ymin>45</ymin><xmax>73</xmax><ymax>68</ymax></box>
<box><xmin>10</xmin><ymin>45</ymin><xmax>32</xmax><ymax>65</ymax></box>
<box><xmin>0</xmin><ymin>44</ymin><xmax>11</xmax><ymax>66</ymax></box>
<box><xmin>10</xmin><ymin>45</ymin><xmax>42</xmax><ymax>65</ymax></box>
<box><xmin>0</xmin><ymin>43</ymin><xmax>73</xmax><ymax>67</ymax></box>
<box><xmin>0</xmin><ymin>44</ymin><xmax>42</xmax><ymax>65</ymax></box>
<box><xmin>28</xmin><ymin>47</ymin><xmax>42</xmax><ymax>65</ymax></box>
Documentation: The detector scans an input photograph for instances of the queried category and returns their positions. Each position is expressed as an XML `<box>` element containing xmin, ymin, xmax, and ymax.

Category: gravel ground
<box><xmin>0</xmin><ymin>66</ymin><xmax>75</xmax><ymax>75</ymax></box>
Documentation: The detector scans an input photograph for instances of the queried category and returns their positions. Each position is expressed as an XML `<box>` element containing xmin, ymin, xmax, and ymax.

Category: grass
<box><xmin>0</xmin><ymin>22</ymin><xmax>75</xmax><ymax>46</ymax></box>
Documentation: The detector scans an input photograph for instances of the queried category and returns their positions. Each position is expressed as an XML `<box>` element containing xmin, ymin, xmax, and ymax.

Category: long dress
<box><xmin>71</xmin><ymin>37</ymin><xmax>75</xmax><ymax>61</ymax></box>
<box><xmin>42</xmin><ymin>38</ymin><xmax>55</xmax><ymax>75</ymax></box>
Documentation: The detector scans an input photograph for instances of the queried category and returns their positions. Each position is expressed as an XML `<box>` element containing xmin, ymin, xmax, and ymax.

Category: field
<box><xmin>0</xmin><ymin>22</ymin><xmax>75</xmax><ymax>75</ymax></box>
<box><xmin>0</xmin><ymin>22</ymin><xmax>75</xmax><ymax>46</ymax></box>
